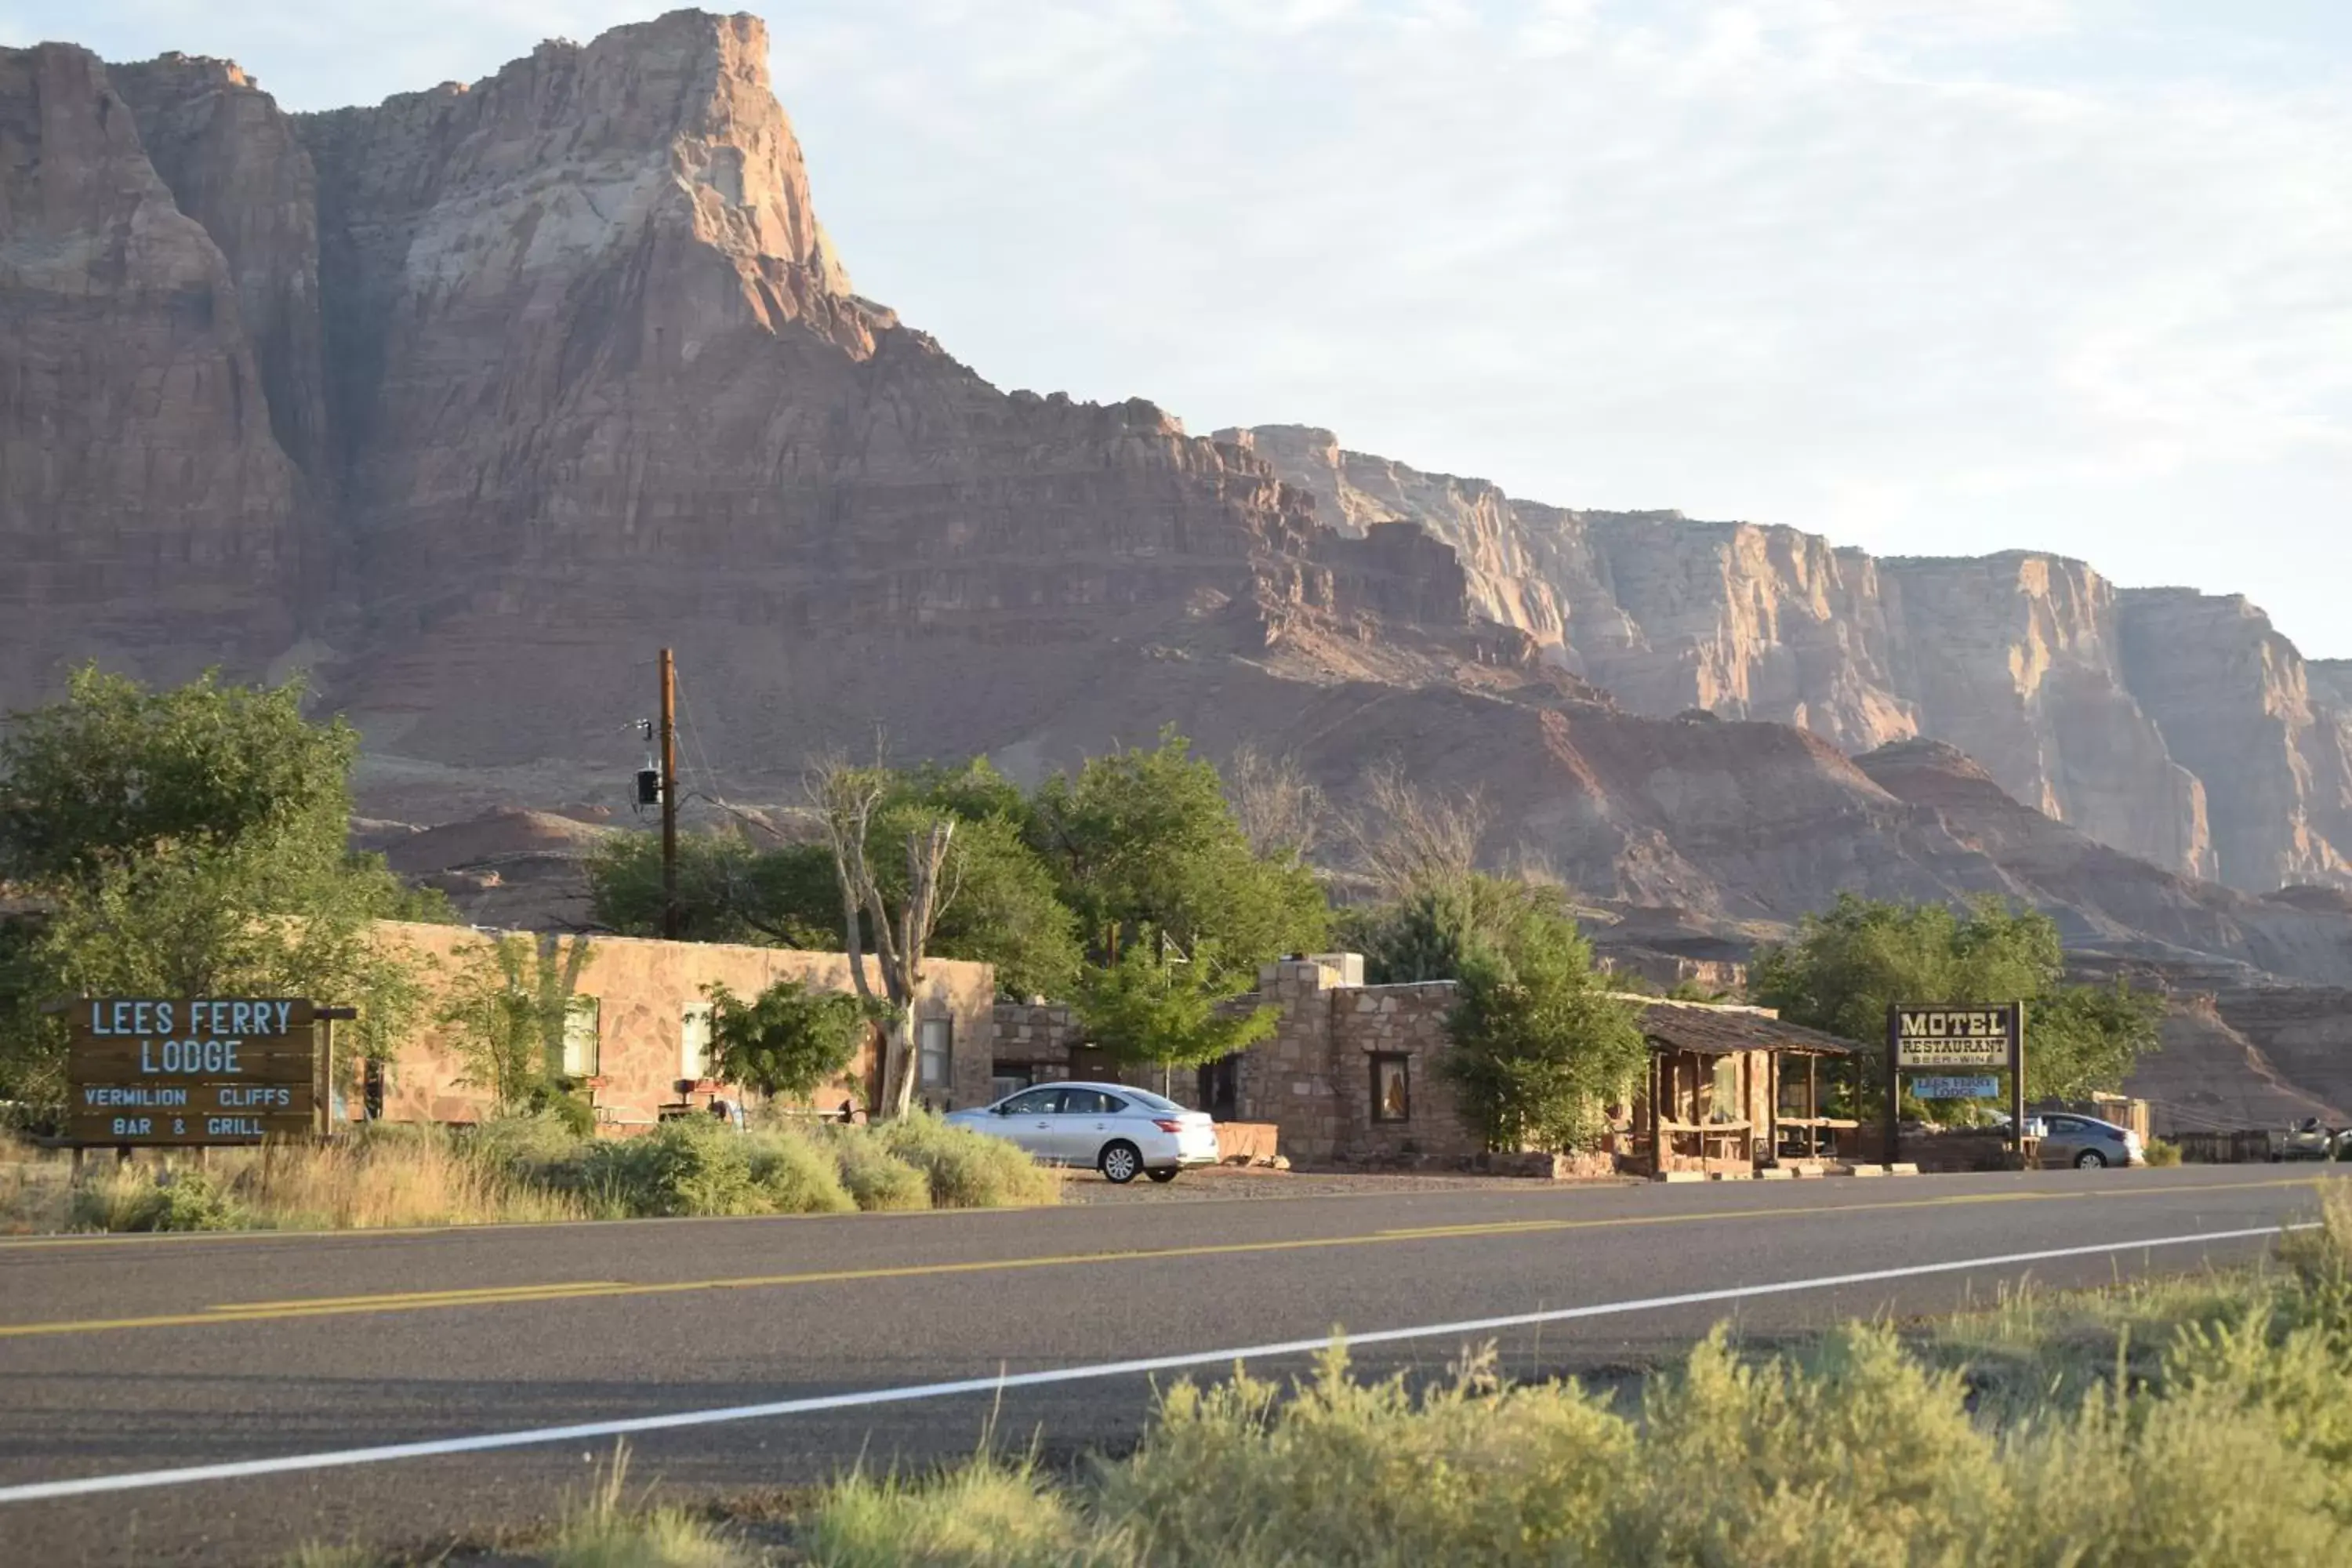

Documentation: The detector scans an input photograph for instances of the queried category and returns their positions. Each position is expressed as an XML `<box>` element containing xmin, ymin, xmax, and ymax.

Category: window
<box><xmin>918</xmin><ymin>1017</ymin><xmax>953</xmax><ymax>1091</ymax></box>
<box><xmin>1708</xmin><ymin>1054</ymin><xmax>1741</xmax><ymax>1123</ymax></box>
<box><xmin>680</xmin><ymin>1001</ymin><xmax>714</xmax><ymax>1083</ymax></box>
<box><xmin>561</xmin><ymin>997</ymin><xmax>601</xmax><ymax>1078</ymax></box>
<box><xmin>992</xmin><ymin>1069</ymin><xmax>1033</xmax><ymax>1103</ymax></box>
<box><xmin>1058</xmin><ymin>1090</ymin><xmax>1109</xmax><ymax>1114</ymax></box>
<box><xmin>1370</xmin><ymin>1054</ymin><xmax>1410</xmax><ymax>1123</ymax></box>
<box><xmin>1002</xmin><ymin>1088</ymin><xmax>1062</xmax><ymax>1115</ymax></box>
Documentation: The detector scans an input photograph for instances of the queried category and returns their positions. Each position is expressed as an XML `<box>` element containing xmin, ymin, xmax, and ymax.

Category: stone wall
<box><xmin>1233</xmin><ymin>957</ymin><xmax>1355</xmax><ymax>1163</ymax></box>
<box><xmin>990</xmin><ymin>1001</ymin><xmax>1082</xmax><ymax>1076</ymax></box>
<box><xmin>371</xmin><ymin>923</ymin><xmax>997</xmax><ymax>1128</ymax></box>
<box><xmin>1331</xmin><ymin>981</ymin><xmax>1481</xmax><ymax>1163</ymax></box>
<box><xmin>1225</xmin><ymin>958</ymin><xmax>1491</xmax><ymax>1167</ymax></box>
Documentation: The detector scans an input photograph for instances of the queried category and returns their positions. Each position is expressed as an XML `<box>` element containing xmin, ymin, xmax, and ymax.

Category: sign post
<box><xmin>1886</xmin><ymin>1003</ymin><xmax>2027</xmax><ymax>1165</ymax></box>
<box><xmin>66</xmin><ymin>999</ymin><xmax>326</xmax><ymax>1149</ymax></box>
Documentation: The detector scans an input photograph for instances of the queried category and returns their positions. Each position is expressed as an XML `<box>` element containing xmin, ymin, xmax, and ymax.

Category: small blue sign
<box><xmin>1909</xmin><ymin>1074</ymin><xmax>1999</xmax><ymax>1100</ymax></box>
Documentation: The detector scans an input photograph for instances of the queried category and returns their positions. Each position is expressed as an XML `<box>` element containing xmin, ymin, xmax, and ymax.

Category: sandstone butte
<box><xmin>5</xmin><ymin>10</ymin><xmax>2352</xmax><ymax>1119</ymax></box>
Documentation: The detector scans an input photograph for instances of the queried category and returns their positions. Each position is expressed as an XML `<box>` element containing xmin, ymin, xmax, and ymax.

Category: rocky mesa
<box><xmin>1225</xmin><ymin>426</ymin><xmax>2351</xmax><ymax>895</ymax></box>
<box><xmin>3</xmin><ymin>2</ymin><xmax>2350</xmax><ymax>1034</ymax></box>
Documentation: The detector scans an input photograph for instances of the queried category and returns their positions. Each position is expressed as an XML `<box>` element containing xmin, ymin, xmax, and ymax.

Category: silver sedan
<box><xmin>946</xmin><ymin>1081</ymin><xmax>1221</xmax><ymax>1183</ymax></box>
<box><xmin>2036</xmin><ymin>1113</ymin><xmax>2144</xmax><ymax>1169</ymax></box>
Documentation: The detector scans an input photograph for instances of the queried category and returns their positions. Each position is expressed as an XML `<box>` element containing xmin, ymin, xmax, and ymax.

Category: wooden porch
<box><xmin>1620</xmin><ymin>1001</ymin><xmax>1860</xmax><ymax>1178</ymax></box>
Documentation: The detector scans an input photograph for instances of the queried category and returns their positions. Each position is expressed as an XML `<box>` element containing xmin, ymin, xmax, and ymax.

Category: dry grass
<box><xmin>1</xmin><ymin>1113</ymin><xmax>1056</xmax><ymax>1235</ymax></box>
<box><xmin>0</xmin><ymin>1137</ymin><xmax>74</xmax><ymax>1233</ymax></box>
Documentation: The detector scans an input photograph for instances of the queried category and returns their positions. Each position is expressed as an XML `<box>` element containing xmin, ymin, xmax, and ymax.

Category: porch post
<box><xmin>1646</xmin><ymin>1044</ymin><xmax>1662</xmax><ymax>1177</ymax></box>
<box><xmin>1807</xmin><ymin>1055</ymin><xmax>1820</xmax><ymax>1158</ymax></box>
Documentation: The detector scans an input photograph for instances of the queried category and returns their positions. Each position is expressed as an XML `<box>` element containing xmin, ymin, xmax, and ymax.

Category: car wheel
<box><xmin>1147</xmin><ymin>1168</ymin><xmax>1178</xmax><ymax>1184</ymax></box>
<box><xmin>1099</xmin><ymin>1141</ymin><xmax>1143</xmax><ymax>1185</ymax></box>
<box><xmin>2075</xmin><ymin>1149</ymin><xmax>2108</xmax><ymax>1169</ymax></box>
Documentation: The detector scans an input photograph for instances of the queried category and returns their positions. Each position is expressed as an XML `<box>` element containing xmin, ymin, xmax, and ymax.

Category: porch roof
<box><xmin>1636</xmin><ymin>1000</ymin><xmax>1858</xmax><ymax>1058</ymax></box>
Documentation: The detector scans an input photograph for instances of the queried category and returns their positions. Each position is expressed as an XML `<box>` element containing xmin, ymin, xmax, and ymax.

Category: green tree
<box><xmin>701</xmin><ymin>978</ymin><xmax>894</xmax><ymax>1102</ymax></box>
<box><xmin>917</xmin><ymin>811</ymin><xmax>1080</xmax><ymax>1000</ymax></box>
<box><xmin>0</xmin><ymin>668</ymin><xmax>439</xmax><ymax>1115</ymax></box>
<box><xmin>437</xmin><ymin>934</ymin><xmax>596</xmax><ymax>1114</ymax></box>
<box><xmin>588</xmin><ymin>789</ymin><xmax>1080</xmax><ymax>1003</ymax></box>
<box><xmin>0</xmin><ymin>666</ymin><xmax>356</xmax><ymax>884</ymax></box>
<box><xmin>586</xmin><ymin>829</ymin><xmax>839</xmax><ymax>949</ymax></box>
<box><xmin>1072</xmin><ymin>943</ymin><xmax>1279</xmax><ymax>1073</ymax></box>
<box><xmin>1750</xmin><ymin>894</ymin><xmax>2161</xmax><ymax>1108</ymax></box>
<box><xmin>1031</xmin><ymin>728</ymin><xmax>1327</xmax><ymax>988</ymax></box>
<box><xmin>1442</xmin><ymin>894</ymin><xmax>1646</xmax><ymax>1153</ymax></box>
<box><xmin>1342</xmin><ymin>874</ymin><xmax>1569</xmax><ymax>985</ymax></box>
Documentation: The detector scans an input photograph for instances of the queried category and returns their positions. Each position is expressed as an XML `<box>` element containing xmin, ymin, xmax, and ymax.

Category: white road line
<box><xmin>0</xmin><ymin>1221</ymin><xmax>2306</xmax><ymax>1506</ymax></box>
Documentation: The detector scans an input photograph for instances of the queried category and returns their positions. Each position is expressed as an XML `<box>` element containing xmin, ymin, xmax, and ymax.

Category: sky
<box><xmin>7</xmin><ymin>1</ymin><xmax>2348</xmax><ymax>657</ymax></box>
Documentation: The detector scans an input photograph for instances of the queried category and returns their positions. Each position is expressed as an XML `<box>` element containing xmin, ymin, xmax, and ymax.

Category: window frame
<box><xmin>1370</xmin><ymin>1053</ymin><xmax>1411</xmax><ymax>1123</ymax></box>
<box><xmin>560</xmin><ymin>996</ymin><xmax>601</xmax><ymax>1079</ymax></box>
<box><xmin>680</xmin><ymin>1000</ymin><xmax>715</xmax><ymax>1083</ymax></box>
<box><xmin>916</xmin><ymin>1015</ymin><xmax>954</xmax><ymax>1091</ymax></box>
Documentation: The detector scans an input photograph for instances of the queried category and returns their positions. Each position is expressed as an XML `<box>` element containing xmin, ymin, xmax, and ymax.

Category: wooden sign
<box><xmin>1890</xmin><ymin>1003</ymin><xmax>2020</xmax><ymax>1069</ymax></box>
<box><xmin>1886</xmin><ymin>1001</ymin><xmax>2028</xmax><ymax>1163</ymax></box>
<box><xmin>65</xmin><ymin>997</ymin><xmax>325</xmax><ymax>1147</ymax></box>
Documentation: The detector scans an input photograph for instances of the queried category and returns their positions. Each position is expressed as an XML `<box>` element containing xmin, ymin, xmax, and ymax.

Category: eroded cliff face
<box><xmin>109</xmin><ymin>53</ymin><xmax>328</xmax><ymax>486</ymax></box>
<box><xmin>5</xmin><ymin>8</ymin><xmax>2347</xmax><ymax>943</ymax></box>
<box><xmin>267</xmin><ymin>9</ymin><xmax>1367</xmax><ymax>716</ymax></box>
<box><xmin>1232</xmin><ymin>425</ymin><xmax>2344</xmax><ymax>892</ymax></box>
<box><xmin>0</xmin><ymin>43</ymin><xmax>300</xmax><ymax>701</ymax></box>
<box><xmin>2117</xmin><ymin>590</ymin><xmax>2352</xmax><ymax>894</ymax></box>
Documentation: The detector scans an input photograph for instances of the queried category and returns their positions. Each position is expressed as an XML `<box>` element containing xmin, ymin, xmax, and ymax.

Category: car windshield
<box><xmin>1122</xmin><ymin>1089</ymin><xmax>1183</xmax><ymax>1112</ymax></box>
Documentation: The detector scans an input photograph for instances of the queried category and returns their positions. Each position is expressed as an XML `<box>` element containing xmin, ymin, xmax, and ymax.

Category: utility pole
<box><xmin>659</xmin><ymin>647</ymin><xmax>680</xmax><ymax>939</ymax></box>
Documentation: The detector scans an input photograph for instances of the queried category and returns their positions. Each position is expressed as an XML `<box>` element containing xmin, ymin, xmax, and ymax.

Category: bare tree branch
<box><xmin>1338</xmin><ymin>760</ymin><xmax>1490</xmax><ymax>900</ymax></box>
<box><xmin>1226</xmin><ymin>744</ymin><xmax>1324</xmax><ymax>865</ymax></box>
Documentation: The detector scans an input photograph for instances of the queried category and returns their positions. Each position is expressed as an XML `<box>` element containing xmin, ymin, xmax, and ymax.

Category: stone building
<box><xmin>993</xmin><ymin>953</ymin><xmax>1860</xmax><ymax>1175</ymax></box>
<box><xmin>370</xmin><ymin>922</ymin><xmax>998</xmax><ymax>1131</ymax></box>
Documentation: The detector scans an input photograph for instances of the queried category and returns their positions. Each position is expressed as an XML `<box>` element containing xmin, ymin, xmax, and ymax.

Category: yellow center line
<box><xmin>0</xmin><ymin>1176</ymin><xmax>2326</xmax><ymax>1341</ymax></box>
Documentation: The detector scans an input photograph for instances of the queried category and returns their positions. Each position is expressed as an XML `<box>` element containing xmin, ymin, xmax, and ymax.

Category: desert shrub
<box><xmin>797</xmin><ymin>1206</ymin><xmax>2352</xmax><ymax>1567</ymax></box>
<box><xmin>2143</xmin><ymin>1137</ymin><xmax>2183</xmax><ymax>1167</ymax></box>
<box><xmin>575</xmin><ymin>1120</ymin><xmax>762</xmax><ymax>1218</ymax></box>
<box><xmin>745</xmin><ymin>1128</ymin><xmax>857</xmax><ymax>1215</ymax></box>
<box><xmin>825</xmin><ymin>1131</ymin><xmax>931</xmax><ymax>1212</ymax></box>
<box><xmin>1102</xmin><ymin>1346</ymin><xmax>1630</xmax><ymax>1566</ymax></box>
<box><xmin>811</xmin><ymin>1458</ymin><xmax>1097</xmax><ymax>1568</ymax></box>
<box><xmin>466</xmin><ymin>1112</ymin><xmax>595</xmax><ymax>1174</ymax></box>
<box><xmin>1616</xmin><ymin>1326</ymin><xmax>2003</xmax><ymax>1566</ymax></box>
<box><xmin>875</xmin><ymin>1114</ymin><xmax>1059</xmax><ymax>1209</ymax></box>
<box><xmin>91</xmin><ymin>1168</ymin><xmax>247</xmax><ymax>1232</ymax></box>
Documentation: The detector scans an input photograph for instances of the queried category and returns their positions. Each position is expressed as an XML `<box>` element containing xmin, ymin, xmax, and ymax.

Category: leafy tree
<box><xmin>1342</xmin><ymin>874</ymin><xmax>1568</xmax><ymax>985</ymax></box>
<box><xmin>1030</xmin><ymin>728</ymin><xmax>1327</xmax><ymax>989</ymax></box>
<box><xmin>588</xmin><ymin>764</ymin><xmax>1080</xmax><ymax>1003</ymax></box>
<box><xmin>918</xmin><ymin>811</ymin><xmax>1080</xmax><ymax>1000</ymax></box>
<box><xmin>1442</xmin><ymin>893</ymin><xmax>1646</xmax><ymax>1152</ymax></box>
<box><xmin>437</xmin><ymin>934</ymin><xmax>596</xmax><ymax>1113</ymax></box>
<box><xmin>0</xmin><ymin>668</ymin><xmax>439</xmax><ymax>1115</ymax></box>
<box><xmin>587</xmin><ymin>829</ymin><xmax>839</xmax><ymax>949</ymax></box>
<box><xmin>1750</xmin><ymin>894</ymin><xmax>2161</xmax><ymax>1109</ymax></box>
<box><xmin>0</xmin><ymin>666</ymin><xmax>355</xmax><ymax>884</ymax></box>
<box><xmin>701</xmin><ymin>978</ymin><xmax>894</xmax><ymax>1102</ymax></box>
<box><xmin>1072</xmin><ymin>944</ymin><xmax>1279</xmax><ymax>1073</ymax></box>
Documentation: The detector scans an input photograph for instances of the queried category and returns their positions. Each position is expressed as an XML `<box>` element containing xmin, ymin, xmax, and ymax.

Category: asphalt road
<box><xmin>0</xmin><ymin>1165</ymin><xmax>2335</xmax><ymax>1566</ymax></box>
